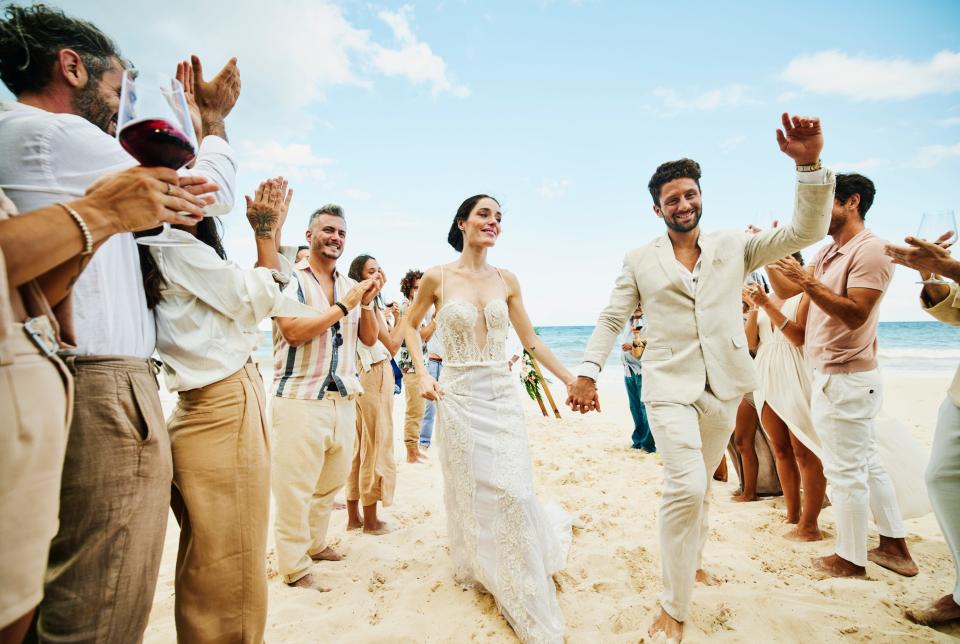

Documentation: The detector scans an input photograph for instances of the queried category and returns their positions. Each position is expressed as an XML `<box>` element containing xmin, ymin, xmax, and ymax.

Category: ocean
<box><xmin>256</xmin><ymin>321</ymin><xmax>957</xmax><ymax>375</ymax></box>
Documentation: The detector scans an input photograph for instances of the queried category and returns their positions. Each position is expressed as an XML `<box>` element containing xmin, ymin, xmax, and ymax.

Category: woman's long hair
<box><xmin>138</xmin><ymin>218</ymin><xmax>227</xmax><ymax>309</ymax></box>
<box><xmin>348</xmin><ymin>254</ymin><xmax>375</xmax><ymax>282</ymax></box>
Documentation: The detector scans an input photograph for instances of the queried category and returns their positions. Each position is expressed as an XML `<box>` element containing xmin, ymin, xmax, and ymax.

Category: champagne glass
<box><xmin>916</xmin><ymin>211</ymin><xmax>958</xmax><ymax>284</ymax></box>
<box><xmin>116</xmin><ymin>69</ymin><xmax>199</xmax><ymax>246</ymax></box>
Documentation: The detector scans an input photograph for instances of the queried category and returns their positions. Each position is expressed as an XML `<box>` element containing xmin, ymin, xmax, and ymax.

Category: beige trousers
<box><xmin>0</xmin><ymin>325</ymin><xmax>71</xmax><ymax>629</ymax></box>
<box><xmin>167</xmin><ymin>362</ymin><xmax>270</xmax><ymax>644</ymax></box>
<box><xmin>644</xmin><ymin>388</ymin><xmax>739</xmax><ymax>623</ymax></box>
<box><xmin>271</xmin><ymin>394</ymin><xmax>355</xmax><ymax>583</ymax></box>
<box><xmin>402</xmin><ymin>371</ymin><xmax>424</xmax><ymax>447</ymax></box>
<box><xmin>347</xmin><ymin>361</ymin><xmax>397</xmax><ymax>507</ymax></box>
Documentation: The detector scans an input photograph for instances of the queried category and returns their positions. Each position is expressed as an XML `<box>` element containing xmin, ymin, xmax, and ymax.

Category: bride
<box><xmin>400</xmin><ymin>194</ymin><xmax>576</xmax><ymax>643</ymax></box>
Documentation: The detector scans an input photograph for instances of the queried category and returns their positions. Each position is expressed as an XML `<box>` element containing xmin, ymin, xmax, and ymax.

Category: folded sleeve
<box><xmin>923</xmin><ymin>283</ymin><xmax>960</xmax><ymax>327</ymax></box>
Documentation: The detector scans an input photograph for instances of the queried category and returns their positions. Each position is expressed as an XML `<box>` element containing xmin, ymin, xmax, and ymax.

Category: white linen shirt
<box><xmin>0</xmin><ymin>100</ymin><xmax>237</xmax><ymax>358</ymax></box>
<box><xmin>151</xmin><ymin>232</ymin><xmax>320</xmax><ymax>391</ymax></box>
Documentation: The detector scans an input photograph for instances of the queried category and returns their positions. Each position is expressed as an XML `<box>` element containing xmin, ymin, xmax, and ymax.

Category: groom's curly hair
<box><xmin>648</xmin><ymin>158</ymin><xmax>702</xmax><ymax>206</ymax></box>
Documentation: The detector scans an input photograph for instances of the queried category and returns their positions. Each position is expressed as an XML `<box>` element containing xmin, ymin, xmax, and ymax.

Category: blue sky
<box><xmin>4</xmin><ymin>0</ymin><xmax>959</xmax><ymax>323</ymax></box>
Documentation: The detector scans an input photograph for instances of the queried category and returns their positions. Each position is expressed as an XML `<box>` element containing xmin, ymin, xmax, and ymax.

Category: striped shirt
<box><xmin>272</xmin><ymin>260</ymin><xmax>362</xmax><ymax>398</ymax></box>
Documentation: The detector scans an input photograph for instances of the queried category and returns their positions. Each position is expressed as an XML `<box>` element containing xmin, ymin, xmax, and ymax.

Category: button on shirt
<box><xmin>150</xmin><ymin>232</ymin><xmax>321</xmax><ymax>391</ymax></box>
<box><xmin>805</xmin><ymin>229</ymin><xmax>894</xmax><ymax>374</ymax></box>
<box><xmin>0</xmin><ymin>101</ymin><xmax>237</xmax><ymax>358</ymax></box>
<box><xmin>273</xmin><ymin>261</ymin><xmax>363</xmax><ymax>398</ymax></box>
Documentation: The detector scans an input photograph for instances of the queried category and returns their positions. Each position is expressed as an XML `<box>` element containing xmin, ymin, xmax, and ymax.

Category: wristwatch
<box><xmin>796</xmin><ymin>159</ymin><xmax>822</xmax><ymax>172</ymax></box>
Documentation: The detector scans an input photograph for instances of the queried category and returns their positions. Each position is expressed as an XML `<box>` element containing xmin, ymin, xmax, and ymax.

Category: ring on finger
<box><xmin>165</xmin><ymin>182</ymin><xmax>173</xmax><ymax>195</ymax></box>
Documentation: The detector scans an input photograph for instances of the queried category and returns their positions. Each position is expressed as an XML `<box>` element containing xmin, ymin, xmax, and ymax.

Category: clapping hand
<box><xmin>771</xmin><ymin>256</ymin><xmax>809</xmax><ymax>288</ymax></box>
<box><xmin>244</xmin><ymin>178</ymin><xmax>286</xmax><ymax>240</ymax></box>
<box><xmin>360</xmin><ymin>272</ymin><xmax>384</xmax><ymax>306</ymax></box>
<box><xmin>884</xmin><ymin>232</ymin><xmax>958</xmax><ymax>281</ymax></box>
<box><xmin>776</xmin><ymin>113</ymin><xmax>823</xmax><ymax>166</ymax></box>
<box><xmin>341</xmin><ymin>278</ymin><xmax>376</xmax><ymax>310</ymax></box>
<box><xmin>190</xmin><ymin>55</ymin><xmax>241</xmax><ymax>125</ymax></box>
<box><xmin>175</xmin><ymin>60</ymin><xmax>202</xmax><ymax>143</ymax></box>
<box><xmin>743</xmin><ymin>282</ymin><xmax>768</xmax><ymax>309</ymax></box>
<box><xmin>746</xmin><ymin>220</ymin><xmax>779</xmax><ymax>236</ymax></box>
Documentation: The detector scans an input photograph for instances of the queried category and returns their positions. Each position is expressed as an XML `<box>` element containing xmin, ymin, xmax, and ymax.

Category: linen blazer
<box><xmin>922</xmin><ymin>283</ymin><xmax>960</xmax><ymax>406</ymax></box>
<box><xmin>583</xmin><ymin>174</ymin><xmax>835</xmax><ymax>405</ymax></box>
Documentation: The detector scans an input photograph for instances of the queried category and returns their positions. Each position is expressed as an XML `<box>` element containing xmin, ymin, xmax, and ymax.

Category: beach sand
<box><xmin>144</xmin><ymin>370</ymin><xmax>959</xmax><ymax>643</ymax></box>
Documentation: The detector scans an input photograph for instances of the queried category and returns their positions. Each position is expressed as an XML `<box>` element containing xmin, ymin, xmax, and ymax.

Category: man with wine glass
<box><xmin>885</xmin><ymin>235</ymin><xmax>960</xmax><ymax>627</ymax></box>
<box><xmin>0</xmin><ymin>5</ymin><xmax>240</xmax><ymax>641</ymax></box>
<box><xmin>766</xmin><ymin>173</ymin><xmax>918</xmax><ymax>581</ymax></box>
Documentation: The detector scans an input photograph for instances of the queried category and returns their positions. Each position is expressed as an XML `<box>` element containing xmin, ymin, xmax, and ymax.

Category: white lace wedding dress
<box><xmin>433</xmin><ymin>282</ymin><xmax>573</xmax><ymax>643</ymax></box>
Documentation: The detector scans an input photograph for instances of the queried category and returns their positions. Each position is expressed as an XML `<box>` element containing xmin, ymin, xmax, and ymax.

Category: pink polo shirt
<box><xmin>805</xmin><ymin>228</ymin><xmax>894</xmax><ymax>374</ymax></box>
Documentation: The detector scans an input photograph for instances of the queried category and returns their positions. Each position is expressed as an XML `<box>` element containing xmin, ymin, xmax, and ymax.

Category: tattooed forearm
<box><xmin>247</xmin><ymin>207</ymin><xmax>277</xmax><ymax>239</ymax></box>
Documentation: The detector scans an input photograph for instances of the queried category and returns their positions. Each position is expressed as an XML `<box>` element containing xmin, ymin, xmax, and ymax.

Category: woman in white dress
<box><xmin>400</xmin><ymin>195</ymin><xmax>576</xmax><ymax>643</ymax></box>
<box><xmin>744</xmin><ymin>269</ymin><xmax>827</xmax><ymax>542</ymax></box>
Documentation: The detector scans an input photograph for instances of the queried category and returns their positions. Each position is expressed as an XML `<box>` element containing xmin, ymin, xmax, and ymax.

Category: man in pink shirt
<box><xmin>768</xmin><ymin>173</ymin><xmax>918</xmax><ymax>579</ymax></box>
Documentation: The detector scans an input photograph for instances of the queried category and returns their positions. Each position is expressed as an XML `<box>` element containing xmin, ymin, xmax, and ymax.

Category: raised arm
<box><xmin>743</xmin><ymin>113</ymin><xmax>834</xmax><ymax>272</ymax></box>
<box><xmin>397</xmin><ymin>267</ymin><xmax>443</xmax><ymax>399</ymax></box>
<box><xmin>502</xmin><ymin>269</ymin><xmax>575</xmax><ymax>387</ymax></box>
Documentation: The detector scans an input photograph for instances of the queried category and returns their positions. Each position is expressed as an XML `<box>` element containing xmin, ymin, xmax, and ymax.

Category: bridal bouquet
<box><xmin>521</xmin><ymin>350</ymin><xmax>549</xmax><ymax>403</ymax></box>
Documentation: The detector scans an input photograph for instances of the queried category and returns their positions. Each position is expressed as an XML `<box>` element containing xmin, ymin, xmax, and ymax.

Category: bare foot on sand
<box><xmin>648</xmin><ymin>606</ymin><xmax>683</xmax><ymax>643</ymax></box>
<box><xmin>730</xmin><ymin>492</ymin><xmax>757</xmax><ymax>503</ymax></box>
<box><xmin>406</xmin><ymin>445</ymin><xmax>426</xmax><ymax>464</ymax></box>
<box><xmin>784</xmin><ymin>526</ymin><xmax>824</xmax><ymax>542</ymax></box>
<box><xmin>287</xmin><ymin>573</ymin><xmax>330</xmax><ymax>592</ymax></box>
<box><xmin>906</xmin><ymin>594</ymin><xmax>960</xmax><ymax>627</ymax></box>
<box><xmin>310</xmin><ymin>546</ymin><xmax>344</xmax><ymax>562</ymax></box>
<box><xmin>868</xmin><ymin>546</ymin><xmax>918</xmax><ymax>577</ymax></box>
<box><xmin>695</xmin><ymin>569</ymin><xmax>722</xmax><ymax>586</ymax></box>
<box><xmin>346</xmin><ymin>520</ymin><xmax>362</xmax><ymax>531</ymax></box>
<box><xmin>363</xmin><ymin>521</ymin><xmax>392</xmax><ymax>536</ymax></box>
<box><xmin>812</xmin><ymin>554</ymin><xmax>865</xmax><ymax>578</ymax></box>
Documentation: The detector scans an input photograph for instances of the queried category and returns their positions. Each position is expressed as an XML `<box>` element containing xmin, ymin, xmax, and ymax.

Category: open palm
<box><xmin>776</xmin><ymin>113</ymin><xmax>823</xmax><ymax>165</ymax></box>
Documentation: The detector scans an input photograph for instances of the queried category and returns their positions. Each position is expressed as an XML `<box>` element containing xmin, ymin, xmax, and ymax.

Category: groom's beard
<box><xmin>663</xmin><ymin>207</ymin><xmax>702</xmax><ymax>233</ymax></box>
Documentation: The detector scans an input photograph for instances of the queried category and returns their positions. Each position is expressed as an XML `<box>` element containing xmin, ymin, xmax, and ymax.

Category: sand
<box><xmin>144</xmin><ymin>369</ymin><xmax>959</xmax><ymax>643</ymax></box>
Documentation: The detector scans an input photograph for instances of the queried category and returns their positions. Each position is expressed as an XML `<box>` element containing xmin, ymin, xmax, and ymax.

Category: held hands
<box><xmin>884</xmin><ymin>233</ymin><xmax>958</xmax><ymax>281</ymax></box>
<box><xmin>420</xmin><ymin>373</ymin><xmax>444</xmax><ymax>401</ymax></box>
<box><xmin>244</xmin><ymin>177</ymin><xmax>289</xmax><ymax>240</ymax></box>
<box><xmin>566</xmin><ymin>376</ymin><xmax>601</xmax><ymax>414</ymax></box>
<box><xmin>776</xmin><ymin>113</ymin><xmax>823</xmax><ymax>166</ymax></box>
<box><xmin>190</xmin><ymin>55</ymin><xmax>241</xmax><ymax>123</ymax></box>
<box><xmin>83</xmin><ymin>167</ymin><xmax>216</xmax><ymax>231</ymax></box>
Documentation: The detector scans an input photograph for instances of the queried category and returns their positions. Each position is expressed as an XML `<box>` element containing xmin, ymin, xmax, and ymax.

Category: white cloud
<box><xmin>833</xmin><ymin>158</ymin><xmax>887</xmax><ymax>172</ymax></box>
<box><xmin>720</xmin><ymin>135</ymin><xmax>746</xmax><ymax>151</ymax></box>
<box><xmin>537</xmin><ymin>178</ymin><xmax>569</xmax><ymax>199</ymax></box>
<box><xmin>239</xmin><ymin>142</ymin><xmax>333</xmax><ymax>181</ymax></box>
<box><xmin>781</xmin><ymin>50</ymin><xmax>960</xmax><ymax>100</ymax></box>
<box><xmin>935</xmin><ymin>116</ymin><xmax>960</xmax><ymax>127</ymax></box>
<box><xmin>370</xmin><ymin>6</ymin><xmax>471</xmax><ymax>97</ymax></box>
<box><xmin>904</xmin><ymin>142</ymin><xmax>960</xmax><ymax>169</ymax></box>
<box><xmin>652</xmin><ymin>84</ymin><xmax>757</xmax><ymax>112</ymax></box>
<box><xmin>344</xmin><ymin>187</ymin><xmax>372</xmax><ymax>201</ymax></box>
<box><xmin>776</xmin><ymin>90</ymin><xmax>802</xmax><ymax>103</ymax></box>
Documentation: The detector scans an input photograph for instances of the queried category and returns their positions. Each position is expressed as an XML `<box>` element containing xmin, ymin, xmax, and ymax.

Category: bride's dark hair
<box><xmin>448</xmin><ymin>194</ymin><xmax>499</xmax><ymax>252</ymax></box>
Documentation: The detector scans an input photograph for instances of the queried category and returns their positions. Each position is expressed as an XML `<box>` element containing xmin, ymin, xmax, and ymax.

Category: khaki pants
<box><xmin>645</xmin><ymin>388</ymin><xmax>739</xmax><ymax>623</ymax></box>
<box><xmin>33</xmin><ymin>356</ymin><xmax>172</xmax><ymax>644</ymax></box>
<box><xmin>402</xmin><ymin>371</ymin><xmax>424</xmax><ymax>447</ymax></box>
<box><xmin>0</xmin><ymin>326</ymin><xmax>71</xmax><ymax>629</ymax></box>
<box><xmin>271</xmin><ymin>394</ymin><xmax>355</xmax><ymax>583</ymax></box>
<box><xmin>168</xmin><ymin>362</ymin><xmax>270</xmax><ymax>644</ymax></box>
<box><xmin>347</xmin><ymin>361</ymin><xmax>397</xmax><ymax>507</ymax></box>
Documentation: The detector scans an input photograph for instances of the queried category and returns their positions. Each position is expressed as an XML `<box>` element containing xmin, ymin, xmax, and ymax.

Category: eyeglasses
<box><xmin>332</xmin><ymin>321</ymin><xmax>343</xmax><ymax>348</ymax></box>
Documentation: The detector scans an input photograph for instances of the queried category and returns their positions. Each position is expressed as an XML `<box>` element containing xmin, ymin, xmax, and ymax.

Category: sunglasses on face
<box><xmin>332</xmin><ymin>321</ymin><xmax>343</xmax><ymax>348</ymax></box>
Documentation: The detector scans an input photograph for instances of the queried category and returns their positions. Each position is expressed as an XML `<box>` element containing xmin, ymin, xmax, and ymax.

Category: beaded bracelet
<box><xmin>58</xmin><ymin>203</ymin><xmax>93</xmax><ymax>256</ymax></box>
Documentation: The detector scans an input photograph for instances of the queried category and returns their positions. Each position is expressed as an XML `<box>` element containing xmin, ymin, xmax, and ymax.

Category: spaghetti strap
<box><xmin>495</xmin><ymin>267</ymin><xmax>508</xmax><ymax>297</ymax></box>
<box><xmin>439</xmin><ymin>265</ymin><xmax>445</xmax><ymax>308</ymax></box>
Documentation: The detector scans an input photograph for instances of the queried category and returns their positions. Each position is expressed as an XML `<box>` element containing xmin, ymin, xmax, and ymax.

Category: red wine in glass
<box><xmin>119</xmin><ymin>118</ymin><xmax>196</xmax><ymax>169</ymax></box>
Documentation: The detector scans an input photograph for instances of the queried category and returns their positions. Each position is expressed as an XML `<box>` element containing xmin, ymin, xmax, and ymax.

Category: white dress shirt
<box><xmin>0</xmin><ymin>100</ymin><xmax>237</xmax><ymax>358</ymax></box>
<box><xmin>151</xmin><ymin>232</ymin><xmax>319</xmax><ymax>391</ymax></box>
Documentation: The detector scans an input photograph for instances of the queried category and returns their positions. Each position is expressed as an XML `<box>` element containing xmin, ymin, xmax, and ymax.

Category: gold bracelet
<box><xmin>58</xmin><ymin>202</ymin><xmax>93</xmax><ymax>256</ymax></box>
<box><xmin>796</xmin><ymin>159</ymin><xmax>822</xmax><ymax>172</ymax></box>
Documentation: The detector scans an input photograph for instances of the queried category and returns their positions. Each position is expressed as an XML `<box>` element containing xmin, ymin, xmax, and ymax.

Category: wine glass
<box><xmin>116</xmin><ymin>69</ymin><xmax>199</xmax><ymax>246</ymax></box>
<box><xmin>916</xmin><ymin>211</ymin><xmax>958</xmax><ymax>284</ymax></box>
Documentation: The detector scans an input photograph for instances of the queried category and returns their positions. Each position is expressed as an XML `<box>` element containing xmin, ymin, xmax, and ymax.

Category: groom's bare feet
<box><xmin>730</xmin><ymin>492</ymin><xmax>757</xmax><ymax>503</ymax></box>
<box><xmin>784</xmin><ymin>525</ymin><xmax>824</xmax><ymax>542</ymax></box>
<box><xmin>812</xmin><ymin>554</ymin><xmax>865</xmax><ymax>578</ymax></box>
<box><xmin>648</xmin><ymin>607</ymin><xmax>683</xmax><ymax>643</ymax></box>
<box><xmin>286</xmin><ymin>573</ymin><xmax>330</xmax><ymax>592</ymax></box>
<box><xmin>905</xmin><ymin>594</ymin><xmax>960</xmax><ymax>626</ymax></box>
<box><xmin>868</xmin><ymin>536</ymin><xmax>918</xmax><ymax>577</ymax></box>
<box><xmin>310</xmin><ymin>546</ymin><xmax>344</xmax><ymax>562</ymax></box>
<box><xmin>695</xmin><ymin>569</ymin><xmax>722</xmax><ymax>586</ymax></box>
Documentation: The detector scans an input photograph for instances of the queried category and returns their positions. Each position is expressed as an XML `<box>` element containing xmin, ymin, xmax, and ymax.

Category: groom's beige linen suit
<box><xmin>580</xmin><ymin>171</ymin><xmax>835</xmax><ymax>621</ymax></box>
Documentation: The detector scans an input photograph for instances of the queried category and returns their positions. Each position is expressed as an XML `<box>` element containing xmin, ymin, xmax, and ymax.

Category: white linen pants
<box><xmin>645</xmin><ymin>388</ymin><xmax>738</xmax><ymax>622</ymax></box>
<box><xmin>928</xmin><ymin>397</ymin><xmax>960</xmax><ymax>603</ymax></box>
<box><xmin>811</xmin><ymin>369</ymin><xmax>905</xmax><ymax>567</ymax></box>
<box><xmin>270</xmin><ymin>395</ymin><xmax>355</xmax><ymax>583</ymax></box>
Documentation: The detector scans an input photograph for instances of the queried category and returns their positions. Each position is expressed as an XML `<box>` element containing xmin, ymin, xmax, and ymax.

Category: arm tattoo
<box><xmin>247</xmin><ymin>206</ymin><xmax>277</xmax><ymax>239</ymax></box>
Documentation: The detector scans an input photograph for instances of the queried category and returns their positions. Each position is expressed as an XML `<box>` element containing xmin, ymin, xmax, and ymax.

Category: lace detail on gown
<box><xmin>434</xmin><ymin>296</ymin><xmax>570</xmax><ymax>643</ymax></box>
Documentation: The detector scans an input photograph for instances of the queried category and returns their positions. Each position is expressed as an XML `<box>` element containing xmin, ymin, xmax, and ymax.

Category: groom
<box><xmin>567</xmin><ymin>113</ymin><xmax>835</xmax><ymax>642</ymax></box>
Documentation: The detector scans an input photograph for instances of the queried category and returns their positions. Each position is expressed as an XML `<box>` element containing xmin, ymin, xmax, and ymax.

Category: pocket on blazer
<box><xmin>641</xmin><ymin>347</ymin><xmax>672</xmax><ymax>362</ymax></box>
<box><xmin>731</xmin><ymin>333</ymin><xmax>748</xmax><ymax>349</ymax></box>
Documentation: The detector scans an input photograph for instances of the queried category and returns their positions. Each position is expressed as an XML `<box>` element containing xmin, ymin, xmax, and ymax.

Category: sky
<box><xmin>3</xmin><ymin>0</ymin><xmax>959</xmax><ymax>324</ymax></box>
